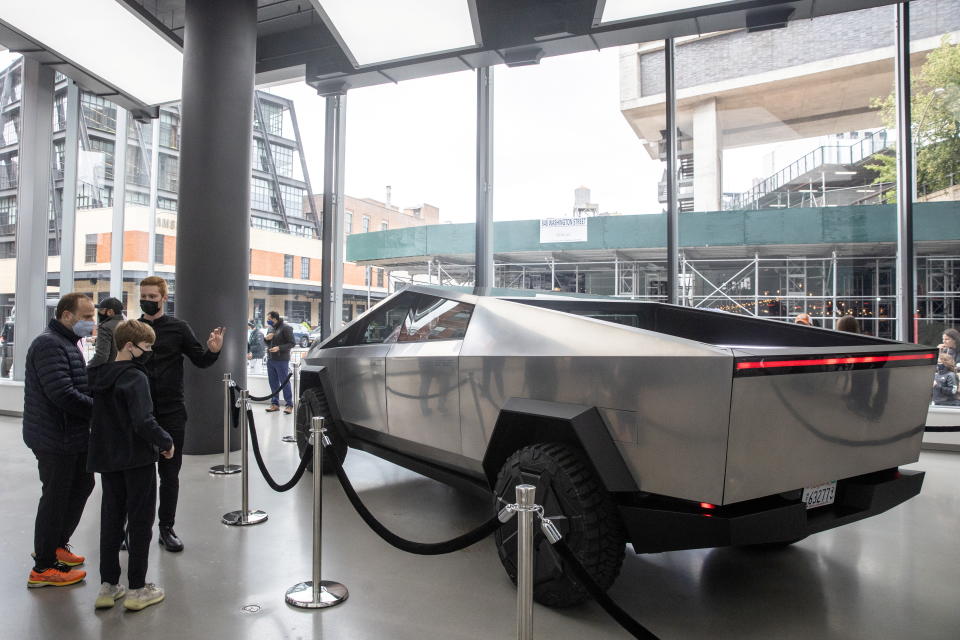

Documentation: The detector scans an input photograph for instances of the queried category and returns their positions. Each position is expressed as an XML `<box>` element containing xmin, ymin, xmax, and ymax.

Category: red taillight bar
<box><xmin>735</xmin><ymin>353</ymin><xmax>934</xmax><ymax>371</ymax></box>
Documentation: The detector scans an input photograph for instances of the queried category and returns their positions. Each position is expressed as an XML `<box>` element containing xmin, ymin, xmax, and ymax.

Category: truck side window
<box><xmin>350</xmin><ymin>294</ymin><xmax>416</xmax><ymax>346</ymax></box>
<box><xmin>398</xmin><ymin>296</ymin><xmax>474</xmax><ymax>343</ymax></box>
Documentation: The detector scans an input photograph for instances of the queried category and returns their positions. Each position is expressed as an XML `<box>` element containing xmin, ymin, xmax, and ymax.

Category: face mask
<box><xmin>267</xmin><ymin>320</ymin><xmax>275</xmax><ymax>327</ymax></box>
<box><xmin>98</xmin><ymin>312</ymin><xmax>109</xmax><ymax>324</ymax></box>
<box><xmin>73</xmin><ymin>320</ymin><xmax>95</xmax><ymax>338</ymax></box>
<box><xmin>140</xmin><ymin>299</ymin><xmax>161</xmax><ymax>316</ymax></box>
<box><xmin>131</xmin><ymin>345</ymin><xmax>153</xmax><ymax>365</ymax></box>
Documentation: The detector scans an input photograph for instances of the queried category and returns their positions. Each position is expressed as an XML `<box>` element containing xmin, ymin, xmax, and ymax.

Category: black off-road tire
<box><xmin>493</xmin><ymin>442</ymin><xmax>627</xmax><ymax>608</ymax></box>
<box><xmin>296</xmin><ymin>387</ymin><xmax>339</xmax><ymax>474</ymax></box>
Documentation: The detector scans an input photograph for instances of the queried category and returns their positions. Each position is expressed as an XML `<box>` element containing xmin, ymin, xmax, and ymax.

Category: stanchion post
<box><xmin>516</xmin><ymin>484</ymin><xmax>536</xmax><ymax>640</ymax></box>
<box><xmin>222</xmin><ymin>389</ymin><xmax>268</xmax><ymax>526</ymax></box>
<box><xmin>210</xmin><ymin>373</ymin><xmax>241</xmax><ymax>475</ymax></box>
<box><xmin>282</xmin><ymin>361</ymin><xmax>301</xmax><ymax>443</ymax></box>
<box><xmin>285</xmin><ymin>416</ymin><xmax>348</xmax><ymax>609</ymax></box>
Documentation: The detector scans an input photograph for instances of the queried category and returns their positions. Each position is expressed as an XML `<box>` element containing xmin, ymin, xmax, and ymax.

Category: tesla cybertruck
<box><xmin>296</xmin><ymin>285</ymin><xmax>934</xmax><ymax>607</ymax></box>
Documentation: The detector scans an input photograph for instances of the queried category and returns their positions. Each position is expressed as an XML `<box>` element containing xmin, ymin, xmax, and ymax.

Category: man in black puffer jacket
<box><xmin>23</xmin><ymin>292</ymin><xmax>97</xmax><ymax>588</ymax></box>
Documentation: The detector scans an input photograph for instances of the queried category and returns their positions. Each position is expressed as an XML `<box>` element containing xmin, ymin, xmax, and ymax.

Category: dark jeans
<box><xmin>33</xmin><ymin>451</ymin><xmax>95</xmax><ymax>569</ymax></box>
<box><xmin>100</xmin><ymin>465</ymin><xmax>156</xmax><ymax>589</ymax></box>
<box><xmin>267</xmin><ymin>359</ymin><xmax>292</xmax><ymax>407</ymax></box>
<box><xmin>156</xmin><ymin>408</ymin><xmax>187</xmax><ymax>529</ymax></box>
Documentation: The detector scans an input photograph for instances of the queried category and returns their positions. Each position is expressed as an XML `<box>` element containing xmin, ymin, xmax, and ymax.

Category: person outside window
<box><xmin>937</xmin><ymin>328</ymin><xmax>960</xmax><ymax>361</ymax></box>
<box><xmin>836</xmin><ymin>315</ymin><xmax>860</xmax><ymax>333</ymax></box>
<box><xmin>88</xmin><ymin>297</ymin><xmax>125</xmax><ymax>368</ymax></box>
<box><xmin>933</xmin><ymin>352</ymin><xmax>960</xmax><ymax>406</ymax></box>
<box><xmin>138</xmin><ymin>276</ymin><xmax>224</xmax><ymax>552</ymax></box>
<box><xmin>23</xmin><ymin>293</ymin><xmax>97</xmax><ymax>588</ymax></box>
<box><xmin>247</xmin><ymin>320</ymin><xmax>266</xmax><ymax>374</ymax></box>
<box><xmin>264</xmin><ymin>310</ymin><xmax>294</xmax><ymax>414</ymax></box>
<box><xmin>88</xmin><ymin>320</ymin><xmax>174</xmax><ymax>611</ymax></box>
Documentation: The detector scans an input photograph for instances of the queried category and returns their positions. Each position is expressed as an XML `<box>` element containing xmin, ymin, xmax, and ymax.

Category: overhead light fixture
<box><xmin>0</xmin><ymin>0</ymin><xmax>182</xmax><ymax>106</ymax></box>
<box><xmin>502</xmin><ymin>47</ymin><xmax>544</xmax><ymax>68</ymax></box>
<box><xmin>310</xmin><ymin>0</ymin><xmax>481</xmax><ymax>67</ymax></box>
<box><xmin>595</xmin><ymin>0</ymin><xmax>741</xmax><ymax>25</ymax></box>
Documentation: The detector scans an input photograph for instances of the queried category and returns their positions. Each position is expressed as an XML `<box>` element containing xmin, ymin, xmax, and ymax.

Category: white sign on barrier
<box><xmin>539</xmin><ymin>217</ymin><xmax>588</xmax><ymax>243</ymax></box>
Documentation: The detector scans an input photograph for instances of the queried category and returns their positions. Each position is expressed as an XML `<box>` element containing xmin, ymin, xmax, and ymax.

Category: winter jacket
<box><xmin>248</xmin><ymin>328</ymin><xmax>266</xmax><ymax>359</ymax></box>
<box><xmin>87</xmin><ymin>361</ymin><xmax>173</xmax><ymax>473</ymax></box>
<box><xmin>139</xmin><ymin>313</ymin><xmax>219</xmax><ymax>413</ymax></box>
<box><xmin>265</xmin><ymin>321</ymin><xmax>295</xmax><ymax>362</ymax></box>
<box><xmin>88</xmin><ymin>314</ymin><xmax>123</xmax><ymax>368</ymax></box>
<box><xmin>932</xmin><ymin>365</ymin><xmax>960</xmax><ymax>406</ymax></box>
<box><xmin>22</xmin><ymin>318</ymin><xmax>93</xmax><ymax>454</ymax></box>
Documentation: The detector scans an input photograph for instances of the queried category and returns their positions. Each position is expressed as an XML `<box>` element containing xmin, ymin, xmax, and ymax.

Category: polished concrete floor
<box><xmin>2</xmin><ymin>409</ymin><xmax>959</xmax><ymax>640</ymax></box>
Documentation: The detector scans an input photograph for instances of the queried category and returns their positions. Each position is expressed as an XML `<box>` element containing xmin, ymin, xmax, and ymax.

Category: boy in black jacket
<box><xmin>87</xmin><ymin>320</ymin><xmax>174</xmax><ymax>611</ymax></box>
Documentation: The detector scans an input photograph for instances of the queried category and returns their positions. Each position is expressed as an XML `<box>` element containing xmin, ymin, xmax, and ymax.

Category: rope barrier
<box><xmin>551</xmin><ymin>539</ymin><xmax>660</xmax><ymax>640</ymax></box>
<box><xmin>924</xmin><ymin>426</ymin><xmax>960</xmax><ymax>432</ymax></box>
<box><xmin>329</xmin><ymin>449</ymin><xmax>502</xmax><ymax>555</ymax></box>
<box><xmin>248</xmin><ymin>372</ymin><xmax>293</xmax><ymax>402</ymax></box>
<box><xmin>246</xmin><ymin>408</ymin><xmax>314</xmax><ymax>492</ymax></box>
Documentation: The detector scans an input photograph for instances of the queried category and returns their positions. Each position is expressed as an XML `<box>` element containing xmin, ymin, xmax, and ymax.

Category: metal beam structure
<box><xmin>59</xmin><ymin>79</ymin><xmax>81</xmax><ymax>294</ymax></box>
<box><xmin>110</xmin><ymin>107</ymin><xmax>128</xmax><ymax>299</ymax></box>
<box><xmin>894</xmin><ymin>2</ymin><xmax>914</xmax><ymax>343</ymax></box>
<box><xmin>665</xmin><ymin>38</ymin><xmax>679</xmax><ymax>305</ymax></box>
<box><xmin>147</xmin><ymin>113</ymin><xmax>161</xmax><ymax>275</ymax></box>
<box><xmin>287</xmin><ymin>100</ymin><xmax>322</xmax><ymax>237</ymax></box>
<box><xmin>13</xmin><ymin>57</ymin><xmax>54</xmax><ymax>380</ymax></box>
<box><xmin>475</xmin><ymin>66</ymin><xmax>494</xmax><ymax>291</ymax></box>
<box><xmin>320</xmin><ymin>92</ymin><xmax>346</xmax><ymax>340</ymax></box>
<box><xmin>253</xmin><ymin>93</ymin><xmax>290</xmax><ymax>230</ymax></box>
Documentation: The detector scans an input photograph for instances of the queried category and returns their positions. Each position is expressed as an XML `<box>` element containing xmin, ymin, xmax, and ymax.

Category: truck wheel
<box><xmin>493</xmin><ymin>442</ymin><xmax>626</xmax><ymax>608</ymax></box>
<box><xmin>296</xmin><ymin>387</ymin><xmax>339</xmax><ymax>474</ymax></box>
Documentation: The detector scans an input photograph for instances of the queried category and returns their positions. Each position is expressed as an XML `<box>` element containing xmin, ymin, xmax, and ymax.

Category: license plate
<box><xmin>801</xmin><ymin>481</ymin><xmax>837</xmax><ymax>510</ymax></box>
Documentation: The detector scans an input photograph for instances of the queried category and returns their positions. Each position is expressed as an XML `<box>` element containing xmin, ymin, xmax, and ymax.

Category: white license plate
<box><xmin>801</xmin><ymin>481</ymin><xmax>837</xmax><ymax>510</ymax></box>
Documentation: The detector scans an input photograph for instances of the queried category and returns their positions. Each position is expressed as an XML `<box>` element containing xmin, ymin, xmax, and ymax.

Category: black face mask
<box><xmin>98</xmin><ymin>312</ymin><xmax>109</xmax><ymax>324</ymax></box>
<box><xmin>132</xmin><ymin>345</ymin><xmax>153</xmax><ymax>365</ymax></box>
<box><xmin>140</xmin><ymin>299</ymin><xmax>161</xmax><ymax>316</ymax></box>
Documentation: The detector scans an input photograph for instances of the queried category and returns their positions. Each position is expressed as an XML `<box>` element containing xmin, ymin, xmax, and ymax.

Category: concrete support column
<box><xmin>110</xmin><ymin>107</ymin><xmax>128</xmax><ymax>299</ymax></box>
<box><xmin>475</xmin><ymin>67</ymin><xmax>494</xmax><ymax>291</ymax></box>
<box><xmin>178</xmin><ymin>0</ymin><xmax>257</xmax><ymax>453</ymax></box>
<box><xmin>664</xmin><ymin>39</ymin><xmax>679</xmax><ymax>305</ymax></box>
<box><xmin>320</xmin><ymin>93</ymin><xmax>346</xmax><ymax>341</ymax></box>
<box><xmin>693</xmin><ymin>98</ymin><xmax>722</xmax><ymax>213</ymax></box>
<box><xmin>60</xmin><ymin>80</ymin><xmax>81</xmax><ymax>294</ymax></box>
<box><xmin>13</xmin><ymin>58</ymin><xmax>54</xmax><ymax>380</ymax></box>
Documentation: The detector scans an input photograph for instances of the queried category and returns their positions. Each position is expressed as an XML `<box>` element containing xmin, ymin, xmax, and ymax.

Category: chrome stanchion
<box><xmin>282</xmin><ymin>360</ymin><xmax>301</xmax><ymax>443</ymax></box>
<box><xmin>285</xmin><ymin>416</ymin><xmax>348</xmax><ymax>609</ymax></box>
<box><xmin>222</xmin><ymin>389</ymin><xmax>268</xmax><ymax>526</ymax></box>
<box><xmin>210</xmin><ymin>373</ymin><xmax>241</xmax><ymax>475</ymax></box>
<box><xmin>515</xmin><ymin>484</ymin><xmax>536</xmax><ymax>640</ymax></box>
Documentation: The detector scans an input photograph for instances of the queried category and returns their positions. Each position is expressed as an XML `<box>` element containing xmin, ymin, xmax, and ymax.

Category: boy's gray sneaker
<box><xmin>95</xmin><ymin>582</ymin><xmax>127</xmax><ymax>609</ymax></box>
<box><xmin>123</xmin><ymin>583</ymin><xmax>164</xmax><ymax>611</ymax></box>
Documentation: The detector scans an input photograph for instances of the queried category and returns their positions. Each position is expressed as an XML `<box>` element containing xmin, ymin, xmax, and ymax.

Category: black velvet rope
<box><xmin>245</xmin><ymin>409</ymin><xmax>313</xmax><ymax>492</ymax></box>
<box><xmin>328</xmin><ymin>450</ymin><xmax>502</xmax><ymax>555</ymax></box>
<box><xmin>247</xmin><ymin>373</ymin><xmax>293</xmax><ymax>402</ymax></box>
<box><xmin>551</xmin><ymin>539</ymin><xmax>660</xmax><ymax>640</ymax></box>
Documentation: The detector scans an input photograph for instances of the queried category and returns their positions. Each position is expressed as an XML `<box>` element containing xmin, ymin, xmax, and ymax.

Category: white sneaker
<box><xmin>123</xmin><ymin>583</ymin><xmax>164</xmax><ymax>611</ymax></box>
<box><xmin>95</xmin><ymin>582</ymin><xmax>127</xmax><ymax>609</ymax></box>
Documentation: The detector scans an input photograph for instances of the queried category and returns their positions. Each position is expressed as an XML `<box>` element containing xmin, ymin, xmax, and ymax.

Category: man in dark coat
<box><xmin>88</xmin><ymin>297</ymin><xmax>124</xmax><ymax>368</ymax></box>
<box><xmin>23</xmin><ymin>292</ymin><xmax>97</xmax><ymax>588</ymax></box>
<box><xmin>138</xmin><ymin>276</ymin><xmax>223</xmax><ymax>552</ymax></box>
<box><xmin>264</xmin><ymin>310</ymin><xmax>295</xmax><ymax>414</ymax></box>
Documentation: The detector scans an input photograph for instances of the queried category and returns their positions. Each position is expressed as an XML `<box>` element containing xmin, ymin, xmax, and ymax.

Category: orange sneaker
<box><xmin>28</xmin><ymin>563</ymin><xmax>86</xmax><ymax>588</ymax></box>
<box><xmin>31</xmin><ymin>545</ymin><xmax>85</xmax><ymax>567</ymax></box>
<box><xmin>56</xmin><ymin>546</ymin><xmax>85</xmax><ymax>567</ymax></box>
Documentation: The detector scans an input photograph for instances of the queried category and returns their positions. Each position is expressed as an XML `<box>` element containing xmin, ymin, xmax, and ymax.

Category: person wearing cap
<box><xmin>88</xmin><ymin>298</ymin><xmax>125</xmax><ymax>368</ymax></box>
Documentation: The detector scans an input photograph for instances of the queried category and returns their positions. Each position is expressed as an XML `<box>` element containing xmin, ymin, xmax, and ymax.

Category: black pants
<box><xmin>156</xmin><ymin>408</ymin><xmax>186</xmax><ymax>529</ymax></box>
<box><xmin>100</xmin><ymin>465</ymin><xmax>156</xmax><ymax>589</ymax></box>
<box><xmin>33</xmin><ymin>451</ymin><xmax>95</xmax><ymax>569</ymax></box>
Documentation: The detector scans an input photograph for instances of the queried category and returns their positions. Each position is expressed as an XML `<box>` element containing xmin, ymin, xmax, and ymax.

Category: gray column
<box><xmin>60</xmin><ymin>80</ymin><xmax>81</xmax><ymax>294</ymax></box>
<box><xmin>692</xmin><ymin>98</ymin><xmax>721</xmax><ymax>212</ymax></box>
<box><xmin>147</xmin><ymin>115</ymin><xmax>161</xmax><ymax>275</ymax></box>
<box><xmin>320</xmin><ymin>93</ymin><xmax>346</xmax><ymax>341</ymax></box>
<box><xmin>475</xmin><ymin>67</ymin><xmax>494</xmax><ymax>290</ymax></box>
<box><xmin>894</xmin><ymin>2</ymin><xmax>914</xmax><ymax>343</ymax></box>
<box><xmin>13</xmin><ymin>58</ymin><xmax>55</xmax><ymax>381</ymax></box>
<box><xmin>665</xmin><ymin>38</ymin><xmax>679</xmax><ymax>305</ymax></box>
<box><xmin>178</xmin><ymin>0</ymin><xmax>257</xmax><ymax>454</ymax></box>
<box><xmin>110</xmin><ymin>107</ymin><xmax>127</xmax><ymax>299</ymax></box>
